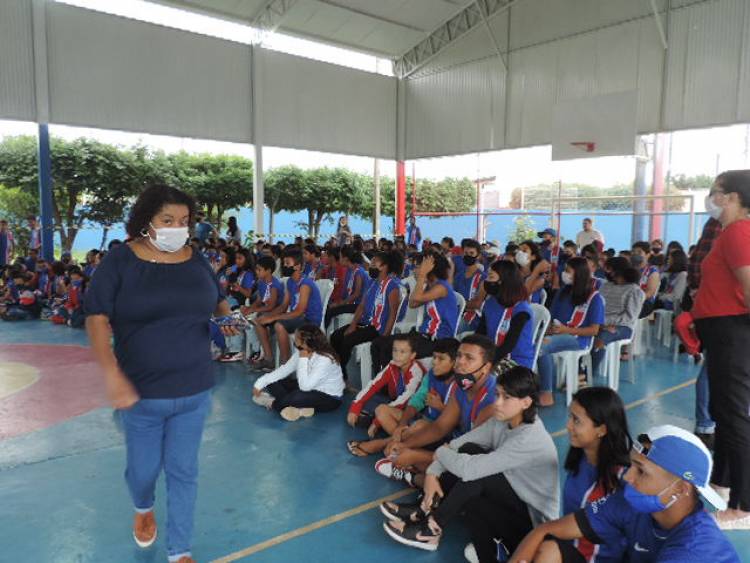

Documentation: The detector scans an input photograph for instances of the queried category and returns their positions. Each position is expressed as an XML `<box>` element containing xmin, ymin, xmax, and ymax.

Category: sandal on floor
<box><xmin>346</xmin><ymin>440</ymin><xmax>373</xmax><ymax>457</ymax></box>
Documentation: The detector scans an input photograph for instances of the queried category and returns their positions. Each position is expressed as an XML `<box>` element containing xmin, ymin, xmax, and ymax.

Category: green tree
<box><xmin>507</xmin><ymin>215</ymin><xmax>538</xmax><ymax>243</ymax></box>
<box><xmin>171</xmin><ymin>152</ymin><xmax>253</xmax><ymax>232</ymax></box>
<box><xmin>0</xmin><ymin>136</ymin><xmax>142</xmax><ymax>251</ymax></box>
<box><xmin>263</xmin><ymin>165</ymin><xmax>306</xmax><ymax>239</ymax></box>
<box><xmin>355</xmin><ymin>176</ymin><xmax>476</xmax><ymax>218</ymax></box>
<box><xmin>670</xmin><ymin>174</ymin><xmax>714</xmax><ymax>191</ymax></box>
<box><xmin>0</xmin><ymin>184</ymin><xmax>37</xmax><ymax>253</ymax></box>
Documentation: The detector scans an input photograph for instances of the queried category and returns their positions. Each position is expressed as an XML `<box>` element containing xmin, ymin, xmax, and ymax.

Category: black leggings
<box><xmin>330</xmin><ymin>324</ymin><xmax>380</xmax><ymax>380</ymax></box>
<box><xmin>265</xmin><ymin>377</ymin><xmax>342</xmax><ymax>414</ymax></box>
<box><xmin>371</xmin><ymin>332</ymin><xmax>436</xmax><ymax>373</ymax></box>
<box><xmin>432</xmin><ymin>444</ymin><xmax>533</xmax><ymax>562</ymax></box>
<box><xmin>324</xmin><ymin>303</ymin><xmax>358</xmax><ymax>329</ymax></box>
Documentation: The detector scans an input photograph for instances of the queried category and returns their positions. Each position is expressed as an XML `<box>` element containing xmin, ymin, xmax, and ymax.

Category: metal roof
<box><xmin>151</xmin><ymin>0</ymin><xmax>473</xmax><ymax>58</ymax></box>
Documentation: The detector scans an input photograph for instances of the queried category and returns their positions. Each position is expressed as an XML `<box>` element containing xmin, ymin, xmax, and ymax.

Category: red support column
<box><xmin>396</xmin><ymin>160</ymin><xmax>406</xmax><ymax>236</ymax></box>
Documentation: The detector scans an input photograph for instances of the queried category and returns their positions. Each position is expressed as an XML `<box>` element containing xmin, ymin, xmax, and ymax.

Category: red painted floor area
<box><xmin>0</xmin><ymin>344</ymin><xmax>106</xmax><ymax>440</ymax></box>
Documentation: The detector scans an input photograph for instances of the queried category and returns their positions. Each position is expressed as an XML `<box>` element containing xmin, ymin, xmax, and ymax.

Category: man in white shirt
<box><xmin>575</xmin><ymin>217</ymin><xmax>604</xmax><ymax>250</ymax></box>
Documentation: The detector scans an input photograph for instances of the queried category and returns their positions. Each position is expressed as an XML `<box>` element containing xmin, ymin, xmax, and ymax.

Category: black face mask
<box><xmin>453</xmin><ymin>362</ymin><xmax>488</xmax><ymax>391</ymax></box>
<box><xmin>368</xmin><ymin>267</ymin><xmax>380</xmax><ymax>279</ymax></box>
<box><xmin>462</xmin><ymin>255</ymin><xmax>477</xmax><ymax>266</ymax></box>
<box><xmin>281</xmin><ymin>265</ymin><xmax>295</xmax><ymax>277</ymax></box>
<box><xmin>483</xmin><ymin>280</ymin><xmax>500</xmax><ymax>295</ymax></box>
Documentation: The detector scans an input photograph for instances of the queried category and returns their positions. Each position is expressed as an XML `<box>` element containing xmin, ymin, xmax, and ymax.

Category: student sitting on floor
<box><xmin>1</xmin><ymin>268</ymin><xmax>41</xmax><ymax>321</ymax></box>
<box><xmin>347</xmin><ymin>337</ymin><xmax>459</xmax><ymax>461</ymax></box>
<box><xmin>324</xmin><ymin>246</ymin><xmax>369</xmax><ymax>329</ymax></box>
<box><xmin>561</xmin><ymin>387</ymin><xmax>632</xmax><ymax>562</ymax></box>
<box><xmin>478</xmin><ymin>260</ymin><xmax>535</xmax><ymax>368</ymax></box>
<box><xmin>50</xmin><ymin>266</ymin><xmax>86</xmax><ymax>327</ymax></box>
<box><xmin>251</xmin><ymin>324</ymin><xmax>345</xmax><ymax>422</ymax></box>
<box><xmin>374</xmin><ymin>335</ymin><xmax>501</xmax><ymax>488</ymax></box>
<box><xmin>240</xmin><ymin>256</ymin><xmax>284</xmax><ymax>362</ymax></box>
<box><xmin>251</xmin><ymin>249</ymin><xmax>323</xmax><ymax>370</ymax></box>
<box><xmin>536</xmin><ymin>257</ymin><xmax>604</xmax><ymax>407</ymax></box>
<box><xmin>346</xmin><ymin>333</ymin><xmax>427</xmax><ymax>451</ymax></box>
<box><xmin>371</xmin><ymin>251</ymin><xmax>459</xmax><ymax>371</ymax></box>
<box><xmin>510</xmin><ymin>425</ymin><xmax>740</xmax><ymax>563</ymax></box>
<box><xmin>382</xmin><ymin>365</ymin><xmax>559</xmax><ymax>561</ymax></box>
<box><xmin>330</xmin><ymin>250</ymin><xmax>403</xmax><ymax>381</ymax></box>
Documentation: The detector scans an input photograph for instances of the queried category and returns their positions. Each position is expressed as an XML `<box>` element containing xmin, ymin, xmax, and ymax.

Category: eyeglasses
<box><xmin>633</xmin><ymin>433</ymin><xmax>651</xmax><ymax>456</ymax></box>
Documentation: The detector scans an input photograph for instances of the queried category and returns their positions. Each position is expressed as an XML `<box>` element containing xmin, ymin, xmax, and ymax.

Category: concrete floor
<box><xmin>1</xmin><ymin>321</ymin><xmax>748</xmax><ymax>562</ymax></box>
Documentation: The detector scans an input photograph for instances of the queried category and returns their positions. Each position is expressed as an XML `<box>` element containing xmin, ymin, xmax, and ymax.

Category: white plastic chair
<box><xmin>353</xmin><ymin>286</ymin><xmax>408</xmax><ymax>388</ymax></box>
<box><xmin>395</xmin><ymin>280</ymin><xmax>422</xmax><ymax>334</ymax></box>
<box><xmin>529</xmin><ymin>304</ymin><xmax>551</xmax><ymax>372</ymax></box>
<box><xmin>602</xmin><ymin>338</ymin><xmax>634</xmax><ymax>391</ymax></box>
<box><xmin>631</xmin><ymin>316</ymin><xmax>652</xmax><ymax>357</ymax></box>
<box><xmin>653</xmin><ymin>309</ymin><xmax>674</xmax><ymax>348</ymax></box>
<box><xmin>538</xmin><ymin>288</ymin><xmax>548</xmax><ymax>307</ymax></box>
<box><xmin>454</xmin><ymin>292</ymin><xmax>466</xmax><ymax>337</ymax></box>
<box><xmin>553</xmin><ymin>339</ymin><xmax>595</xmax><ymax>406</ymax></box>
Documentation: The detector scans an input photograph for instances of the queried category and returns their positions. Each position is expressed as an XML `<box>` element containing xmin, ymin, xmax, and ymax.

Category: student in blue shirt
<box><xmin>325</xmin><ymin>246</ymin><xmax>369</xmax><ymax>328</ymax></box>
<box><xmin>454</xmin><ymin>239</ymin><xmax>486</xmax><ymax>333</ymax></box>
<box><xmin>480</xmin><ymin>260</ymin><xmax>535</xmax><ymax>368</ymax></box>
<box><xmin>537</xmin><ymin>257</ymin><xmax>604</xmax><ymax>407</ymax></box>
<box><xmin>560</xmin><ymin>387</ymin><xmax>632</xmax><ymax>562</ymax></box>
<box><xmin>226</xmin><ymin>249</ymin><xmax>256</xmax><ymax>309</ymax></box>
<box><xmin>511</xmin><ymin>425</ymin><xmax>740</xmax><ymax>563</ymax></box>
<box><xmin>253</xmin><ymin>249</ymin><xmax>323</xmax><ymax>368</ymax></box>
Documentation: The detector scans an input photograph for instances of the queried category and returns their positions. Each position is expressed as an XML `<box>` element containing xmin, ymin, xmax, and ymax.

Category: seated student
<box><xmin>251</xmin><ymin>324</ymin><xmax>344</xmax><ymax>421</ymax></box>
<box><xmin>251</xmin><ymin>249</ymin><xmax>323</xmax><ymax>369</ymax></box>
<box><xmin>347</xmin><ymin>338</ymin><xmax>459</xmax><ymax>461</ymax></box>
<box><xmin>240</xmin><ymin>256</ymin><xmax>284</xmax><ymax>362</ymax></box>
<box><xmin>584</xmin><ymin>252</ymin><xmax>606</xmax><ymax>290</ymax></box>
<box><xmin>24</xmin><ymin>248</ymin><xmax>39</xmax><ymax>273</ymax></box>
<box><xmin>49</xmin><ymin>266</ymin><xmax>86</xmax><ymax>327</ymax></box>
<box><xmin>655</xmin><ymin>249</ymin><xmax>688</xmax><ymax>312</ymax></box>
<box><xmin>454</xmin><ymin>239</ymin><xmax>487</xmax><ymax>333</ymax></box>
<box><xmin>324</xmin><ymin>246</ymin><xmax>369</xmax><ymax>328</ymax></box>
<box><xmin>302</xmin><ymin>244</ymin><xmax>324</xmax><ymax>280</ymax></box>
<box><xmin>1</xmin><ymin>269</ymin><xmax>41</xmax><ymax>321</ymax></box>
<box><xmin>83</xmin><ymin>249</ymin><xmax>101</xmax><ymax>279</ymax></box>
<box><xmin>330</xmin><ymin>251</ymin><xmax>402</xmax><ymax>380</ymax></box>
<box><xmin>631</xmin><ymin>241</ymin><xmax>660</xmax><ymax>318</ymax></box>
<box><xmin>346</xmin><ymin>333</ymin><xmax>427</xmax><ymax>451</ymax></box>
<box><xmin>591</xmin><ymin>258</ymin><xmax>644</xmax><ymax>378</ymax></box>
<box><xmin>226</xmin><ymin>249</ymin><xmax>256</xmax><ymax>309</ymax></box>
<box><xmin>479</xmin><ymin>260</ymin><xmax>535</xmax><ymax>368</ymax></box>
<box><xmin>581</xmin><ymin>244</ymin><xmax>607</xmax><ymax>282</ymax></box>
<box><xmin>374</xmin><ymin>336</ymin><xmax>498</xmax><ymax>486</ymax></box>
<box><xmin>32</xmin><ymin>258</ymin><xmax>50</xmax><ymax>299</ymax></box>
<box><xmin>561</xmin><ymin>387</ymin><xmax>632</xmax><ymax>562</ymax></box>
<box><xmin>320</xmin><ymin>248</ymin><xmax>347</xmax><ymax>302</ymax></box>
<box><xmin>537</xmin><ymin>257</ymin><xmax>604</xmax><ymax>407</ymax></box>
<box><xmin>511</xmin><ymin>425</ymin><xmax>740</xmax><ymax>563</ymax></box>
<box><xmin>382</xmin><ymin>365</ymin><xmax>559</xmax><ymax>561</ymax></box>
<box><xmin>371</xmin><ymin>251</ymin><xmax>459</xmax><ymax>372</ymax></box>
<box><xmin>516</xmin><ymin>240</ymin><xmax>551</xmax><ymax>304</ymax></box>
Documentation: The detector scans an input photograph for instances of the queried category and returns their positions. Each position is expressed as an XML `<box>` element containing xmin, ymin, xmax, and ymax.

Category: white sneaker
<box><xmin>280</xmin><ymin>406</ymin><xmax>315</xmax><ymax>421</ymax></box>
<box><xmin>374</xmin><ymin>458</ymin><xmax>414</xmax><ymax>486</ymax></box>
<box><xmin>464</xmin><ymin>543</ymin><xmax>479</xmax><ymax>563</ymax></box>
<box><xmin>252</xmin><ymin>391</ymin><xmax>274</xmax><ymax>409</ymax></box>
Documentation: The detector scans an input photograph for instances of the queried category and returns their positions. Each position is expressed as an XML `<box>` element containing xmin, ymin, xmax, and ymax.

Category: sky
<box><xmin>2</xmin><ymin>0</ymin><xmax>749</xmax><ymax>201</ymax></box>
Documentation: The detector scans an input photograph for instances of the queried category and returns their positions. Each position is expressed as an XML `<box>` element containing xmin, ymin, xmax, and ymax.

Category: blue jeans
<box><xmin>536</xmin><ymin>334</ymin><xmax>581</xmax><ymax>392</ymax></box>
<box><xmin>695</xmin><ymin>355</ymin><xmax>715</xmax><ymax>434</ymax></box>
<box><xmin>121</xmin><ymin>389</ymin><xmax>212</xmax><ymax>561</ymax></box>
<box><xmin>591</xmin><ymin>326</ymin><xmax>633</xmax><ymax>378</ymax></box>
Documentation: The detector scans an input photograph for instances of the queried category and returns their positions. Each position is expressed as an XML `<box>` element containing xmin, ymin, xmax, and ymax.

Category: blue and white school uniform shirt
<box><xmin>360</xmin><ymin>275</ymin><xmax>400</xmax><ymax>335</ymax></box>
<box><xmin>286</xmin><ymin>276</ymin><xmax>323</xmax><ymax>326</ymax></box>
<box><xmin>236</xmin><ymin>269</ymin><xmax>256</xmax><ymax>293</ymax></box>
<box><xmin>256</xmin><ymin>276</ymin><xmax>284</xmax><ymax>307</ymax></box>
<box><xmin>343</xmin><ymin>266</ymin><xmax>369</xmax><ymax>305</ymax></box>
<box><xmin>454</xmin><ymin>269</ymin><xmax>486</xmax><ymax>329</ymax></box>
<box><xmin>483</xmin><ymin>298</ymin><xmax>535</xmax><ymax>368</ymax></box>
<box><xmin>639</xmin><ymin>266</ymin><xmax>660</xmax><ymax>303</ymax></box>
<box><xmin>575</xmin><ymin>491</ymin><xmax>740</xmax><ymax>563</ymax></box>
<box><xmin>420</xmin><ymin>279</ymin><xmax>458</xmax><ymax>339</ymax></box>
<box><xmin>425</xmin><ymin>371</ymin><xmax>454</xmax><ymax>421</ymax></box>
<box><xmin>450</xmin><ymin>374</ymin><xmax>496</xmax><ymax>437</ymax></box>
<box><xmin>550</xmin><ymin>289</ymin><xmax>605</xmax><ymax>349</ymax></box>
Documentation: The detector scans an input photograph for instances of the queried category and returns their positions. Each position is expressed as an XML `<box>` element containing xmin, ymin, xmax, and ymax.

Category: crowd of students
<box><xmin>3</xmin><ymin>192</ymin><xmax>745</xmax><ymax>561</ymax></box>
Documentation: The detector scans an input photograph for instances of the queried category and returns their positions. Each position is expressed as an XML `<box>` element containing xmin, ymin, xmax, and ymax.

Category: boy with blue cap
<box><xmin>510</xmin><ymin>424</ymin><xmax>740</xmax><ymax>563</ymax></box>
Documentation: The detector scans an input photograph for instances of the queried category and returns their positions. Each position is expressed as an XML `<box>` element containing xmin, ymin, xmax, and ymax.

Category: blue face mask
<box><xmin>623</xmin><ymin>481</ymin><xmax>678</xmax><ymax>513</ymax></box>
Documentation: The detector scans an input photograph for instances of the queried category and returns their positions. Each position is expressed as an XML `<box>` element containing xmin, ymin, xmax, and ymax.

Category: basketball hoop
<box><xmin>570</xmin><ymin>141</ymin><xmax>596</xmax><ymax>153</ymax></box>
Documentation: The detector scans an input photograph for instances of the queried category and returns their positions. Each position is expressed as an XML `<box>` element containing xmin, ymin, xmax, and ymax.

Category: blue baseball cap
<box><xmin>537</xmin><ymin>228</ymin><xmax>557</xmax><ymax>238</ymax></box>
<box><xmin>636</xmin><ymin>425</ymin><xmax>726</xmax><ymax>510</ymax></box>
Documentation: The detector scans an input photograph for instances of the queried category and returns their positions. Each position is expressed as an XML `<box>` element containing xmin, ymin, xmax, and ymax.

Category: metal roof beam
<box><xmin>253</xmin><ymin>0</ymin><xmax>298</xmax><ymax>35</ymax></box>
<box><xmin>394</xmin><ymin>0</ymin><xmax>526</xmax><ymax>78</ymax></box>
<box><xmin>314</xmin><ymin>0</ymin><xmax>428</xmax><ymax>34</ymax></box>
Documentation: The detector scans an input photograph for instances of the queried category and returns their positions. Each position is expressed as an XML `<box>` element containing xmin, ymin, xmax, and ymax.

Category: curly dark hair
<box><xmin>295</xmin><ymin>324</ymin><xmax>339</xmax><ymax>364</ymax></box>
<box><xmin>125</xmin><ymin>184</ymin><xmax>196</xmax><ymax>240</ymax></box>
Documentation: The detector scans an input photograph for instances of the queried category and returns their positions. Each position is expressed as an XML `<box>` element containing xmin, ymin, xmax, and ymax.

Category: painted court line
<box><xmin>212</xmin><ymin>377</ymin><xmax>697</xmax><ymax>562</ymax></box>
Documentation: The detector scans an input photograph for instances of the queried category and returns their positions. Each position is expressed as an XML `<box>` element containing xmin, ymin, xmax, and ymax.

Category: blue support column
<box><xmin>37</xmin><ymin>123</ymin><xmax>54</xmax><ymax>261</ymax></box>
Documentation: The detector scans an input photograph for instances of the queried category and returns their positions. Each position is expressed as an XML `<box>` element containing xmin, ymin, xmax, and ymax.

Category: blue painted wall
<box><xmin>69</xmin><ymin>208</ymin><xmax>710</xmax><ymax>253</ymax></box>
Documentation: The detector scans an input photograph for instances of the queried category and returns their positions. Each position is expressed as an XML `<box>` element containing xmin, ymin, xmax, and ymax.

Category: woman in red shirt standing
<box><xmin>693</xmin><ymin>169</ymin><xmax>750</xmax><ymax>530</ymax></box>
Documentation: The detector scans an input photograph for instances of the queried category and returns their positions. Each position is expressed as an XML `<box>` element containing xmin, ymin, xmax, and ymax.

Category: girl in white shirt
<box><xmin>252</xmin><ymin>324</ymin><xmax>345</xmax><ymax>421</ymax></box>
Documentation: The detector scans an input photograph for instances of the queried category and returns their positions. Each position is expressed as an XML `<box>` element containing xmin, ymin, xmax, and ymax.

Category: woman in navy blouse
<box><xmin>85</xmin><ymin>185</ymin><xmax>234</xmax><ymax>563</ymax></box>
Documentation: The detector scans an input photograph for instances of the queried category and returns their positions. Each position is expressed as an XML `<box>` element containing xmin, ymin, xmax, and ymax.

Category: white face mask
<box><xmin>705</xmin><ymin>193</ymin><xmax>723</xmax><ymax>220</ymax></box>
<box><xmin>515</xmin><ymin>250</ymin><xmax>530</xmax><ymax>267</ymax></box>
<box><xmin>147</xmin><ymin>223</ymin><xmax>188</xmax><ymax>253</ymax></box>
<box><xmin>561</xmin><ymin>271</ymin><xmax>574</xmax><ymax>285</ymax></box>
